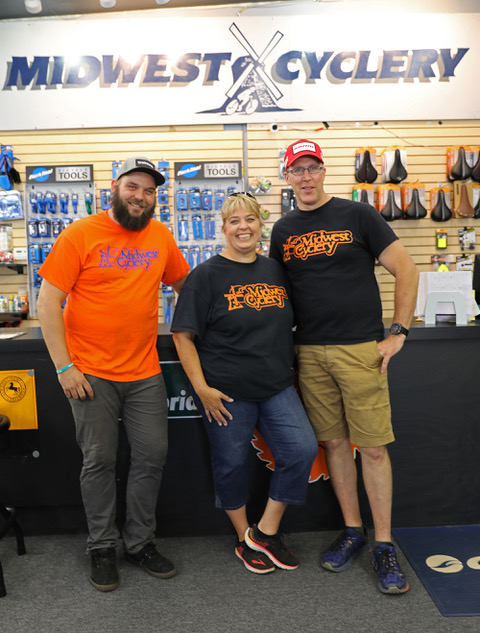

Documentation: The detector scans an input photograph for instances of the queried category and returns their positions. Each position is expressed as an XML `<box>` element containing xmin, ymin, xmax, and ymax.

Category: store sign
<box><xmin>160</xmin><ymin>361</ymin><xmax>201</xmax><ymax>420</ymax></box>
<box><xmin>1</xmin><ymin>12</ymin><xmax>479</xmax><ymax>129</ymax></box>
<box><xmin>175</xmin><ymin>161</ymin><xmax>241</xmax><ymax>181</ymax></box>
<box><xmin>26</xmin><ymin>165</ymin><xmax>94</xmax><ymax>184</ymax></box>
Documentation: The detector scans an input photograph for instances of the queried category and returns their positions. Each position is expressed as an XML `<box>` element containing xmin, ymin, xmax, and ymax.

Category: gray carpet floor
<box><xmin>1</xmin><ymin>530</ymin><xmax>478</xmax><ymax>633</ymax></box>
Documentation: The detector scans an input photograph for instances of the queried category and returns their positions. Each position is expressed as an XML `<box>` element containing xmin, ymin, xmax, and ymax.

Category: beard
<box><xmin>110</xmin><ymin>188</ymin><xmax>156</xmax><ymax>231</ymax></box>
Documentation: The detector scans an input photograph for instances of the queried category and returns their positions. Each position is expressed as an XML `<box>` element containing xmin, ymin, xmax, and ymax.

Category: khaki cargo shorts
<box><xmin>295</xmin><ymin>341</ymin><xmax>395</xmax><ymax>447</ymax></box>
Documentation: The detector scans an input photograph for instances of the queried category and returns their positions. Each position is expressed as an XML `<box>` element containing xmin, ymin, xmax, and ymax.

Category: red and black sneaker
<box><xmin>245</xmin><ymin>524</ymin><xmax>299</xmax><ymax>570</ymax></box>
<box><xmin>235</xmin><ymin>541</ymin><xmax>275</xmax><ymax>574</ymax></box>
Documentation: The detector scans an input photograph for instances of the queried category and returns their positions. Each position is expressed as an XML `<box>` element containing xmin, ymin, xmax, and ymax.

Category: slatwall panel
<box><xmin>1</xmin><ymin>120</ymin><xmax>480</xmax><ymax>322</ymax></box>
<box><xmin>246</xmin><ymin>120</ymin><xmax>480</xmax><ymax>318</ymax></box>
<box><xmin>0</xmin><ymin>125</ymin><xmax>244</xmax><ymax>321</ymax></box>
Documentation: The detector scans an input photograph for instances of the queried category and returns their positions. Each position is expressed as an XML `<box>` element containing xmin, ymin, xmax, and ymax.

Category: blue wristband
<box><xmin>56</xmin><ymin>362</ymin><xmax>74</xmax><ymax>374</ymax></box>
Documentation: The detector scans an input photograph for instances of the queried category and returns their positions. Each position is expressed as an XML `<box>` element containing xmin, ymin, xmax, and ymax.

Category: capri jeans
<box><xmin>70</xmin><ymin>373</ymin><xmax>168</xmax><ymax>554</ymax></box>
<box><xmin>193</xmin><ymin>384</ymin><xmax>318</xmax><ymax>510</ymax></box>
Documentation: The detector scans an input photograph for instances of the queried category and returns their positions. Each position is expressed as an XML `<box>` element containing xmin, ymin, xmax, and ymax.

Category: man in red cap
<box><xmin>270</xmin><ymin>139</ymin><xmax>418</xmax><ymax>595</ymax></box>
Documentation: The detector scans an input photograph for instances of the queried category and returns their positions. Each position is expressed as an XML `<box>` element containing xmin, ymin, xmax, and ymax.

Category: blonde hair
<box><xmin>221</xmin><ymin>193</ymin><xmax>263</xmax><ymax>227</ymax></box>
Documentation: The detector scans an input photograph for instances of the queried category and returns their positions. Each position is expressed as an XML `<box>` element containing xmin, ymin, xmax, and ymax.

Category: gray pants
<box><xmin>70</xmin><ymin>373</ymin><xmax>168</xmax><ymax>554</ymax></box>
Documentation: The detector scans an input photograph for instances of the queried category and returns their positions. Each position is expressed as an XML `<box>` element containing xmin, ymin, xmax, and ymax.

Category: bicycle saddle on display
<box><xmin>388</xmin><ymin>148</ymin><xmax>408</xmax><ymax>184</ymax></box>
<box><xmin>355</xmin><ymin>150</ymin><xmax>377</xmax><ymax>184</ymax></box>
<box><xmin>471</xmin><ymin>154</ymin><xmax>480</xmax><ymax>183</ymax></box>
<box><xmin>455</xmin><ymin>183</ymin><xmax>475</xmax><ymax>218</ymax></box>
<box><xmin>404</xmin><ymin>188</ymin><xmax>427</xmax><ymax>219</ymax></box>
<box><xmin>380</xmin><ymin>190</ymin><xmax>403</xmax><ymax>221</ymax></box>
<box><xmin>448</xmin><ymin>146</ymin><xmax>472</xmax><ymax>181</ymax></box>
<box><xmin>359</xmin><ymin>189</ymin><xmax>370</xmax><ymax>204</ymax></box>
<box><xmin>430</xmin><ymin>190</ymin><xmax>452</xmax><ymax>222</ymax></box>
<box><xmin>474</xmin><ymin>195</ymin><xmax>480</xmax><ymax>219</ymax></box>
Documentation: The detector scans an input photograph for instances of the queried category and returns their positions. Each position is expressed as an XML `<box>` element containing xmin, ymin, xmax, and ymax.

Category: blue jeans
<box><xmin>193</xmin><ymin>384</ymin><xmax>318</xmax><ymax>510</ymax></box>
<box><xmin>69</xmin><ymin>373</ymin><xmax>168</xmax><ymax>554</ymax></box>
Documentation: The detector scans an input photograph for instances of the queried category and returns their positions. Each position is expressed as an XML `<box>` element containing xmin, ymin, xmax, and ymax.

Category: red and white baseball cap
<box><xmin>284</xmin><ymin>139</ymin><xmax>324</xmax><ymax>169</ymax></box>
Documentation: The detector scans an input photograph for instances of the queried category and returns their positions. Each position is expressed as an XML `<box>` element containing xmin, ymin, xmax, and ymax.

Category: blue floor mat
<box><xmin>392</xmin><ymin>525</ymin><xmax>480</xmax><ymax>617</ymax></box>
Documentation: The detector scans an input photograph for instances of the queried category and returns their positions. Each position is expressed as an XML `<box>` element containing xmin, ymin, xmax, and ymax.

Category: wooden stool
<box><xmin>0</xmin><ymin>414</ymin><xmax>26</xmax><ymax>597</ymax></box>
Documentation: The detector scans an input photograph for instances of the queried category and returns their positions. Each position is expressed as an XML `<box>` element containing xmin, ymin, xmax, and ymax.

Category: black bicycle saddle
<box><xmin>388</xmin><ymin>148</ymin><xmax>408</xmax><ymax>184</ymax></box>
<box><xmin>404</xmin><ymin>188</ymin><xmax>427</xmax><ymax>219</ymax></box>
<box><xmin>474</xmin><ymin>194</ymin><xmax>480</xmax><ymax>218</ymax></box>
<box><xmin>448</xmin><ymin>146</ymin><xmax>472</xmax><ymax>181</ymax></box>
<box><xmin>380</xmin><ymin>189</ymin><xmax>403</xmax><ymax>221</ymax></box>
<box><xmin>355</xmin><ymin>150</ymin><xmax>378</xmax><ymax>184</ymax></box>
<box><xmin>471</xmin><ymin>153</ymin><xmax>480</xmax><ymax>183</ymax></box>
<box><xmin>359</xmin><ymin>189</ymin><xmax>370</xmax><ymax>204</ymax></box>
<box><xmin>430</xmin><ymin>189</ymin><xmax>452</xmax><ymax>222</ymax></box>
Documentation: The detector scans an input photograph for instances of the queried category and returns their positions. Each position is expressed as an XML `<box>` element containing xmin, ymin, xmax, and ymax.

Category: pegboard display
<box><xmin>24</xmin><ymin>164</ymin><xmax>96</xmax><ymax>317</ymax></box>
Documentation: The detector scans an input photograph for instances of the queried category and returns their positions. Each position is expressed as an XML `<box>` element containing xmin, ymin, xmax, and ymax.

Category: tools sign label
<box><xmin>204</xmin><ymin>163</ymin><xmax>239</xmax><ymax>178</ymax></box>
<box><xmin>175</xmin><ymin>161</ymin><xmax>241</xmax><ymax>182</ymax></box>
<box><xmin>56</xmin><ymin>166</ymin><xmax>91</xmax><ymax>181</ymax></box>
<box><xmin>26</xmin><ymin>164</ymin><xmax>94</xmax><ymax>184</ymax></box>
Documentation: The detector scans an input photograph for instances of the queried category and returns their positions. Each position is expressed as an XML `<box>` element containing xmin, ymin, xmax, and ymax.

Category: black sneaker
<box><xmin>235</xmin><ymin>541</ymin><xmax>275</xmax><ymax>574</ymax></box>
<box><xmin>245</xmin><ymin>524</ymin><xmax>298</xmax><ymax>570</ymax></box>
<box><xmin>125</xmin><ymin>542</ymin><xmax>176</xmax><ymax>579</ymax></box>
<box><xmin>90</xmin><ymin>548</ymin><xmax>119</xmax><ymax>592</ymax></box>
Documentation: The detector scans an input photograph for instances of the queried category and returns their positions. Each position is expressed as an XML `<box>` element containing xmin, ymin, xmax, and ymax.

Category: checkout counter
<box><xmin>0</xmin><ymin>321</ymin><xmax>479</xmax><ymax>537</ymax></box>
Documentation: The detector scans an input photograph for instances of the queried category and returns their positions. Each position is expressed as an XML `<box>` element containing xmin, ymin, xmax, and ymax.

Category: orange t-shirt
<box><xmin>39</xmin><ymin>211</ymin><xmax>189</xmax><ymax>381</ymax></box>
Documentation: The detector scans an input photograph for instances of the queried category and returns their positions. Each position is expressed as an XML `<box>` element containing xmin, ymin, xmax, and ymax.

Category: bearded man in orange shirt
<box><xmin>37</xmin><ymin>157</ymin><xmax>189</xmax><ymax>592</ymax></box>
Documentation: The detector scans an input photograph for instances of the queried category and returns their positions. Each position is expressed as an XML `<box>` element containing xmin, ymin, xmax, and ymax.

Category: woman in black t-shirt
<box><xmin>172</xmin><ymin>193</ymin><xmax>317</xmax><ymax>575</ymax></box>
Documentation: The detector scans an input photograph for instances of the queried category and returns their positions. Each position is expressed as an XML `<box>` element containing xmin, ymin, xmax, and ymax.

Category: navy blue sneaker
<box><xmin>371</xmin><ymin>542</ymin><xmax>409</xmax><ymax>594</ymax></box>
<box><xmin>321</xmin><ymin>527</ymin><xmax>370</xmax><ymax>572</ymax></box>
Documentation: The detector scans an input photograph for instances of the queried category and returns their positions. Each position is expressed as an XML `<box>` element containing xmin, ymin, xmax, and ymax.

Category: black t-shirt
<box><xmin>269</xmin><ymin>197</ymin><xmax>398</xmax><ymax>345</ymax></box>
<box><xmin>171</xmin><ymin>254</ymin><xmax>295</xmax><ymax>401</ymax></box>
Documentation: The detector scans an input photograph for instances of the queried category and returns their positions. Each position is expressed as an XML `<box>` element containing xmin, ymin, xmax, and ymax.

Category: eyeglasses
<box><xmin>286</xmin><ymin>165</ymin><xmax>324</xmax><ymax>177</ymax></box>
<box><xmin>228</xmin><ymin>191</ymin><xmax>256</xmax><ymax>200</ymax></box>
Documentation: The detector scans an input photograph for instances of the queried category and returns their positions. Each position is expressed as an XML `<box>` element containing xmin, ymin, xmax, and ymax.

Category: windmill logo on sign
<box><xmin>200</xmin><ymin>23</ymin><xmax>301</xmax><ymax>116</ymax></box>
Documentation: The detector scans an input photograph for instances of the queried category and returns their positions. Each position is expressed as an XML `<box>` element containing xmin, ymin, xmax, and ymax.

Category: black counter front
<box><xmin>0</xmin><ymin>322</ymin><xmax>479</xmax><ymax>536</ymax></box>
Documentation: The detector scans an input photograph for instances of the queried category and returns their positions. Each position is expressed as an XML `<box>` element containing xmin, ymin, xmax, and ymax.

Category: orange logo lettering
<box><xmin>283</xmin><ymin>229</ymin><xmax>353</xmax><ymax>261</ymax></box>
<box><xmin>224</xmin><ymin>283</ymin><xmax>288</xmax><ymax>311</ymax></box>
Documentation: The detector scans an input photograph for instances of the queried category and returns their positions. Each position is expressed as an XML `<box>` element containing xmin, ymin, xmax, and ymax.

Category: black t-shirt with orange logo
<box><xmin>269</xmin><ymin>197</ymin><xmax>397</xmax><ymax>345</ymax></box>
<box><xmin>171</xmin><ymin>254</ymin><xmax>295</xmax><ymax>401</ymax></box>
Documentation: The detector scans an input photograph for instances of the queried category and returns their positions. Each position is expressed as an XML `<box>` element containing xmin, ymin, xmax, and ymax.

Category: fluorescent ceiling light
<box><xmin>25</xmin><ymin>0</ymin><xmax>42</xmax><ymax>13</ymax></box>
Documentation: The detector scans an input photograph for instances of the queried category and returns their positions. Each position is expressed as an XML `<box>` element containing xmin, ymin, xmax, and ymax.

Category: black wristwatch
<box><xmin>390</xmin><ymin>322</ymin><xmax>409</xmax><ymax>337</ymax></box>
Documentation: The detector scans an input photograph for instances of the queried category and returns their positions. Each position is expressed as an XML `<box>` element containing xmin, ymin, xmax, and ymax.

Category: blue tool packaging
<box><xmin>28</xmin><ymin>244</ymin><xmax>42</xmax><ymax>264</ymax></box>
<box><xmin>59</xmin><ymin>192</ymin><xmax>69</xmax><ymax>214</ymax></box>
<box><xmin>158</xmin><ymin>187</ymin><xmax>169</xmax><ymax>205</ymax></box>
<box><xmin>192</xmin><ymin>214</ymin><xmax>203</xmax><ymax>240</ymax></box>
<box><xmin>45</xmin><ymin>191</ymin><xmax>57</xmax><ymax>213</ymax></box>
<box><xmin>215</xmin><ymin>189</ymin><xmax>225</xmax><ymax>210</ymax></box>
<box><xmin>36</xmin><ymin>192</ymin><xmax>46</xmax><ymax>214</ymax></box>
<box><xmin>189</xmin><ymin>187</ymin><xmax>201</xmax><ymax>210</ymax></box>
<box><xmin>176</xmin><ymin>188</ymin><xmax>188</xmax><ymax>211</ymax></box>
<box><xmin>38</xmin><ymin>218</ymin><xmax>51</xmax><ymax>237</ymax></box>
<box><xmin>160</xmin><ymin>206</ymin><xmax>170</xmax><ymax>222</ymax></box>
<box><xmin>28</xmin><ymin>219</ymin><xmax>39</xmax><ymax>238</ymax></box>
<box><xmin>178</xmin><ymin>216</ymin><xmax>189</xmax><ymax>241</ymax></box>
<box><xmin>189</xmin><ymin>246</ymin><xmax>201</xmax><ymax>269</ymax></box>
<box><xmin>99</xmin><ymin>189</ymin><xmax>111</xmax><ymax>210</ymax></box>
<box><xmin>201</xmin><ymin>189</ymin><xmax>213</xmax><ymax>210</ymax></box>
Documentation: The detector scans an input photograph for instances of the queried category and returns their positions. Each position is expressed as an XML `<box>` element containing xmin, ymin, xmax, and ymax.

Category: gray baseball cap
<box><xmin>116</xmin><ymin>156</ymin><xmax>165</xmax><ymax>187</ymax></box>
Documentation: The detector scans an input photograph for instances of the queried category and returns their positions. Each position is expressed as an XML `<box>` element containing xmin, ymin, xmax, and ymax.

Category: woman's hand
<box><xmin>197</xmin><ymin>386</ymin><xmax>234</xmax><ymax>426</ymax></box>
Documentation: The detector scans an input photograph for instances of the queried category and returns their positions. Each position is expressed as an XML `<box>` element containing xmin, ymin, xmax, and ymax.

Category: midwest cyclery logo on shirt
<box><xmin>99</xmin><ymin>246</ymin><xmax>159</xmax><ymax>271</ymax></box>
<box><xmin>224</xmin><ymin>283</ymin><xmax>288</xmax><ymax>311</ymax></box>
<box><xmin>283</xmin><ymin>230</ymin><xmax>353</xmax><ymax>261</ymax></box>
